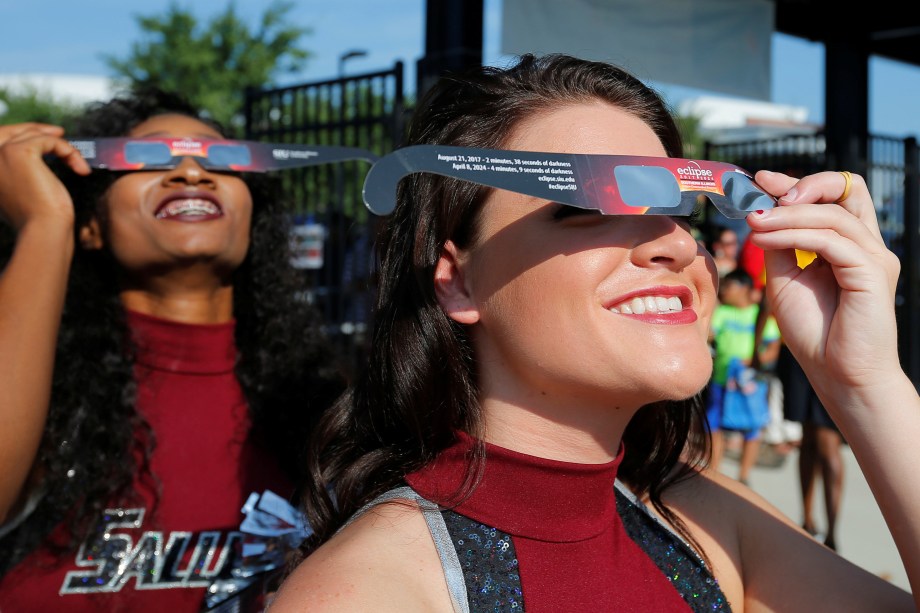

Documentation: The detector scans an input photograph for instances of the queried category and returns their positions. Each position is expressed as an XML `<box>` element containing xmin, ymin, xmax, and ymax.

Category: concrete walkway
<box><xmin>718</xmin><ymin>437</ymin><xmax>910</xmax><ymax>592</ymax></box>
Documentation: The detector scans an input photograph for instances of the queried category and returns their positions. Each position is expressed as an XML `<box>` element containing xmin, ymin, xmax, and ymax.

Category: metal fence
<box><xmin>707</xmin><ymin>133</ymin><xmax>920</xmax><ymax>386</ymax></box>
<box><xmin>243</xmin><ymin>62</ymin><xmax>408</xmax><ymax>378</ymax></box>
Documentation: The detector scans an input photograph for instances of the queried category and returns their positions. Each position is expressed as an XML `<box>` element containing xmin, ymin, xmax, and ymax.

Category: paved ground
<box><xmin>718</xmin><ymin>435</ymin><xmax>910</xmax><ymax>592</ymax></box>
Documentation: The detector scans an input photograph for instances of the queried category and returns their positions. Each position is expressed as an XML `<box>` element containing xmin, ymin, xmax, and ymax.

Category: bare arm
<box><xmin>748</xmin><ymin>169</ymin><xmax>920</xmax><ymax>606</ymax></box>
<box><xmin>0</xmin><ymin>123</ymin><xmax>90</xmax><ymax>522</ymax></box>
<box><xmin>672</xmin><ymin>469</ymin><xmax>913</xmax><ymax>612</ymax></box>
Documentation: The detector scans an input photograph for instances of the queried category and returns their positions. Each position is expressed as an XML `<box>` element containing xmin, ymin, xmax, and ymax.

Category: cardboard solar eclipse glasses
<box><xmin>360</xmin><ymin>144</ymin><xmax>775</xmax><ymax>219</ymax></box>
<box><xmin>68</xmin><ymin>137</ymin><xmax>378</xmax><ymax>172</ymax></box>
<box><xmin>70</xmin><ymin>138</ymin><xmax>775</xmax><ymax>220</ymax></box>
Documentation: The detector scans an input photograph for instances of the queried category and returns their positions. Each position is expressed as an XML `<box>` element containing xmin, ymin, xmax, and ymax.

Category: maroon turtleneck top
<box><xmin>405</xmin><ymin>432</ymin><xmax>697</xmax><ymax>612</ymax></box>
<box><xmin>0</xmin><ymin>311</ymin><xmax>290</xmax><ymax>613</ymax></box>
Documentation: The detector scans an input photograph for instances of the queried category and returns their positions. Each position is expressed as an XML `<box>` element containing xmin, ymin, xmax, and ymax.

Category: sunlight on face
<box><xmin>447</xmin><ymin>102</ymin><xmax>719</xmax><ymax>417</ymax></box>
<box><xmin>96</xmin><ymin>114</ymin><xmax>253</xmax><ymax>280</ymax></box>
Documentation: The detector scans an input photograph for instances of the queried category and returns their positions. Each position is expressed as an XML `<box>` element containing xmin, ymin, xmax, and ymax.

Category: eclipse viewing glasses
<box><xmin>361</xmin><ymin>144</ymin><xmax>775</xmax><ymax>219</ymax></box>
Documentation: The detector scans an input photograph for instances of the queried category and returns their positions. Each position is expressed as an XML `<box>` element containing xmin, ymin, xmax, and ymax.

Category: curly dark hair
<box><xmin>0</xmin><ymin>87</ymin><xmax>346</xmax><ymax>573</ymax></box>
<box><xmin>301</xmin><ymin>53</ymin><xmax>711</xmax><ymax>557</ymax></box>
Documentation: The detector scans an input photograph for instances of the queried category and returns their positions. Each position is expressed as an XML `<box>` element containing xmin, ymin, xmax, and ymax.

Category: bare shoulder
<box><xmin>268</xmin><ymin>500</ymin><xmax>454</xmax><ymax>613</ymax></box>
<box><xmin>663</xmin><ymin>465</ymin><xmax>794</xmax><ymax>526</ymax></box>
<box><xmin>661</xmin><ymin>467</ymin><xmax>912</xmax><ymax>611</ymax></box>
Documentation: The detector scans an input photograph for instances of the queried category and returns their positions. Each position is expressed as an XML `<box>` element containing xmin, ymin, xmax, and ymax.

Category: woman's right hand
<box><xmin>746</xmin><ymin>169</ymin><xmax>902</xmax><ymax>402</ymax></box>
<box><xmin>0</xmin><ymin>122</ymin><xmax>90</xmax><ymax>232</ymax></box>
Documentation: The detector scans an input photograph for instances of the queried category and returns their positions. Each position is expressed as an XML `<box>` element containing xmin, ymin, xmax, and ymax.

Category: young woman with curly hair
<box><xmin>0</xmin><ymin>88</ymin><xmax>345</xmax><ymax>611</ymax></box>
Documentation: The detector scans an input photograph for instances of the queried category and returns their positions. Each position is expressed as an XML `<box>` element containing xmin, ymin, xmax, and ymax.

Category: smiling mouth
<box><xmin>155</xmin><ymin>198</ymin><xmax>222</xmax><ymax>219</ymax></box>
<box><xmin>609</xmin><ymin>295</ymin><xmax>684</xmax><ymax>315</ymax></box>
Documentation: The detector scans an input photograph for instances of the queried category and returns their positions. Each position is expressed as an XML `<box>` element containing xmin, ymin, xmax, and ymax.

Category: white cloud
<box><xmin>0</xmin><ymin>73</ymin><xmax>118</xmax><ymax>106</ymax></box>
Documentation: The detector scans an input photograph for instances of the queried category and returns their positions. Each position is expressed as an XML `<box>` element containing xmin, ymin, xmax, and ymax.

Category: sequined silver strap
<box><xmin>614</xmin><ymin>479</ymin><xmax>708</xmax><ymax>569</ymax></box>
<box><xmin>344</xmin><ymin>486</ymin><xmax>470</xmax><ymax>613</ymax></box>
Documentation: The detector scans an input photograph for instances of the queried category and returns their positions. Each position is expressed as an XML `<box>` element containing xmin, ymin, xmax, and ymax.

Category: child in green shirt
<box><xmin>707</xmin><ymin>268</ymin><xmax>781</xmax><ymax>483</ymax></box>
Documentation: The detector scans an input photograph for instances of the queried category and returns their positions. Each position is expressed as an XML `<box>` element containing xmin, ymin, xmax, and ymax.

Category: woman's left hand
<box><xmin>746</xmin><ymin>170</ymin><xmax>902</xmax><ymax>408</ymax></box>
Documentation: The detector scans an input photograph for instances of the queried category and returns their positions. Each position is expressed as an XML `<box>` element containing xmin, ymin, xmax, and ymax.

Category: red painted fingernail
<box><xmin>756</xmin><ymin>210</ymin><xmax>764</xmax><ymax>214</ymax></box>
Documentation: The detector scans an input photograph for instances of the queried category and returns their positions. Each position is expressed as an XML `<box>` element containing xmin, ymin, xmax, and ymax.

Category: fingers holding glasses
<box><xmin>745</xmin><ymin>169</ymin><xmax>902</xmax><ymax>386</ymax></box>
<box><xmin>0</xmin><ymin>123</ymin><xmax>90</xmax><ymax>177</ymax></box>
<box><xmin>749</xmin><ymin>202</ymin><xmax>884</xmax><ymax>261</ymax></box>
<box><xmin>756</xmin><ymin>169</ymin><xmax>883</xmax><ymax>242</ymax></box>
<box><xmin>748</xmin><ymin>170</ymin><xmax>897</xmax><ymax>290</ymax></box>
<box><xmin>0</xmin><ymin>126</ymin><xmax>89</xmax><ymax>232</ymax></box>
<box><xmin>0</xmin><ymin>122</ymin><xmax>64</xmax><ymax>147</ymax></box>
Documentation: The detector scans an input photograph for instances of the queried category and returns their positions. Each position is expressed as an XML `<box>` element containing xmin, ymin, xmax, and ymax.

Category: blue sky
<box><xmin>3</xmin><ymin>0</ymin><xmax>920</xmax><ymax>139</ymax></box>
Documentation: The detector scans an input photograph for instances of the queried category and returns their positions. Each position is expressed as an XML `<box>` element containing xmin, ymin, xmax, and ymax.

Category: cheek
<box><xmin>108</xmin><ymin>173</ymin><xmax>155</xmax><ymax>204</ymax></box>
<box><xmin>235</xmin><ymin>200</ymin><xmax>253</xmax><ymax>248</ymax></box>
<box><xmin>698</xmin><ymin>258</ymin><xmax>720</xmax><ymax>307</ymax></box>
<box><xmin>102</xmin><ymin>201</ymin><xmax>148</xmax><ymax>248</ymax></box>
<box><xmin>102</xmin><ymin>176</ymin><xmax>155</xmax><ymax>231</ymax></box>
<box><xmin>231</xmin><ymin>181</ymin><xmax>253</xmax><ymax>224</ymax></box>
<box><xmin>479</xmin><ymin>258</ymin><xmax>581</xmax><ymax>346</ymax></box>
<box><xmin>487</xmin><ymin>281</ymin><xmax>547</xmax><ymax>333</ymax></box>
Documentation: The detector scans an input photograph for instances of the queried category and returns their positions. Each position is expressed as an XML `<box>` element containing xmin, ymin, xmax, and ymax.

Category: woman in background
<box><xmin>0</xmin><ymin>88</ymin><xmax>345</xmax><ymax>611</ymax></box>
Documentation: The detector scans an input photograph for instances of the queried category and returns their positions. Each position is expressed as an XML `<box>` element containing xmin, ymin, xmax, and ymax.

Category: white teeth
<box><xmin>610</xmin><ymin>295</ymin><xmax>685</xmax><ymax>315</ymax></box>
<box><xmin>156</xmin><ymin>199</ymin><xmax>220</xmax><ymax>219</ymax></box>
<box><xmin>631</xmin><ymin>297</ymin><xmax>646</xmax><ymax>314</ymax></box>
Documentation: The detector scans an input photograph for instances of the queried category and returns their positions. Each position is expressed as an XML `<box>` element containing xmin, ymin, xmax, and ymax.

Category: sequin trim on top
<box><xmin>346</xmin><ymin>481</ymin><xmax>728</xmax><ymax>612</ymax></box>
<box><xmin>614</xmin><ymin>483</ymin><xmax>730</xmax><ymax>611</ymax></box>
<box><xmin>442</xmin><ymin>510</ymin><xmax>524</xmax><ymax>612</ymax></box>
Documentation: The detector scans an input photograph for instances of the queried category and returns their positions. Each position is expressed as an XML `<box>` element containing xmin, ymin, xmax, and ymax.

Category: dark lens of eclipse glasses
<box><xmin>205</xmin><ymin>144</ymin><xmax>252</xmax><ymax>168</ymax></box>
<box><xmin>124</xmin><ymin>141</ymin><xmax>174</xmax><ymax>165</ymax></box>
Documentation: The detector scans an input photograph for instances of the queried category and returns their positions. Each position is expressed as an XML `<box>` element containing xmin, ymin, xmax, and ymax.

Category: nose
<box><xmin>626</xmin><ymin>216</ymin><xmax>701</xmax><ymax>271</ymax></box>
<box><xmin>161</xmin><ymin>156</ymin><xmax>216</xmax><ymax>188</ymax></box>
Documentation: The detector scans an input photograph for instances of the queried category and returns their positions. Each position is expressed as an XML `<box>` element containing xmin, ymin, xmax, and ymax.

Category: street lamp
<box><xmin>338</xmin><ymin>49</ymin><xmax>368</xmax><ymax>78</ymax></box>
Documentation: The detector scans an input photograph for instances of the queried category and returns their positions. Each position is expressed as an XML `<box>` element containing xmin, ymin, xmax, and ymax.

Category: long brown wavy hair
<box><xmin>301</xmin><ymin>53</ymin><xmax>711</xmax><ymax>557</ymax></box>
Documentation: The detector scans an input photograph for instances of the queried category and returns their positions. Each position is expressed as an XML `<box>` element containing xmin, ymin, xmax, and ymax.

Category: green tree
<box><xmin>0</xmin><ymin>86</ymin><xmax>83</xmax><ymax>130</ymax></box>
<box><xmin>674</xmin><ymin>112</ymin><xmax>705</xmax><ymax>159</ymax></box>
<box><xmin>104</xmin><ymin>1</ymin><xmax>311</xmax><ymax>131</ymax></box>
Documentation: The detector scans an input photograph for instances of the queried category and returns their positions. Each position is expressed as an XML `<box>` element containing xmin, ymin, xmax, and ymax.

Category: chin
<box><xmin>664</xmin><ymin>383</ymin><xmax>707</xmax><ymax>403</ymax></box>
<box><xmin>652</xmin><ymin>356</ymin><xmax>712</xmax><ymax>401</ymax></box>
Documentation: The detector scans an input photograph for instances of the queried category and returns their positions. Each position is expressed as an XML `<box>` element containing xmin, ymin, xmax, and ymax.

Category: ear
<box><xmin>434</xmin><ymin>239</ymin><xmax>480</xmax><ymax>325</ymax></box>
<box><xmin>78</xmin><ymin>218</ymin><xmax>104</xmax><ymax>251</ymax></box>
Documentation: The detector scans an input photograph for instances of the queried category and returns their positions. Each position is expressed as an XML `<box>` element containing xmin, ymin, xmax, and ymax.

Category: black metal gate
<box><xmin>707</xmin><ymin>133</ymin><xmax>920</xmax><ymax>387</ymax></box>
<box><xmin>243</xmin><ymin>62</ymin><xmax>408</xmax><ymax>379</ymax></box>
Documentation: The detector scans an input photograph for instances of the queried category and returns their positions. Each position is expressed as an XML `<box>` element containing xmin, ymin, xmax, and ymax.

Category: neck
<box><xmin>118</xmin><ymin>264</ymin><xmax>236</xmax><ymax>324</ymax></box>
<box><xmin>480</xmin><ymin>395</ymin><xmax>633</xmax><ymax>464</ymax></box>
<box><xmin>120</xmin><ymin>285</ymin><xmax>234</xmax><ymax>324</ymax></box>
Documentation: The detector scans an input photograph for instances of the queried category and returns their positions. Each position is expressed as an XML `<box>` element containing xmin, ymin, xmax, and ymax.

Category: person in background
<box><xmin>742</xmin><ymin>227</ymin><xmax>843</xmax><ymax>549</ymax></box>
<box><xmin>0</xmin><ymin>88</ymin><xmax>345</xmax><ymax>612</ymax></box>
<box><xmin>738</xmin><ymin>230</ymin><xmax>767</xmax><ymax>291</ymax></box>
<box><xmin>270</xmin><ymin>54</ymin><xmax>918</xmax><ymax>611</ymax></box>
<box><xmin>776</xmin><ymin>326</ymin><xmax>846</xmax><ymax>551</ymax></box>
<box><xmin>707</xmin><ymin>268</ymin><xmax>781</xmax><ymax>484</ymax></box>
<box><xmin>709</xmin><ymin>225</ymin><xmax>739</xmax><ymax>278</ymax></box>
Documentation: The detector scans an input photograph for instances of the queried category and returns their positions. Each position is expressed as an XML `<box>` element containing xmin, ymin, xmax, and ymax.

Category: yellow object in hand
<box><xmin>796</xmin><ymin>249</ymin><xmax>818</xmax><ymax>269</ymax></box>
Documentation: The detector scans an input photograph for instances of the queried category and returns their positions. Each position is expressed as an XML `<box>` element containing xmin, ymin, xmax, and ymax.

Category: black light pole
<box><xmin>333</xmin><ymin>49</ymin><xmax>368</xmax><ymax>311</ymax></box>
<box><xmin>416</xmin><ymin>0</ymin><xmax>484</xmax><ymax>99</ymax></box>
<box><xmin>338</xmin><ymin>49</ymin><xmax>369</xmax><ymax>78</ymax></box>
